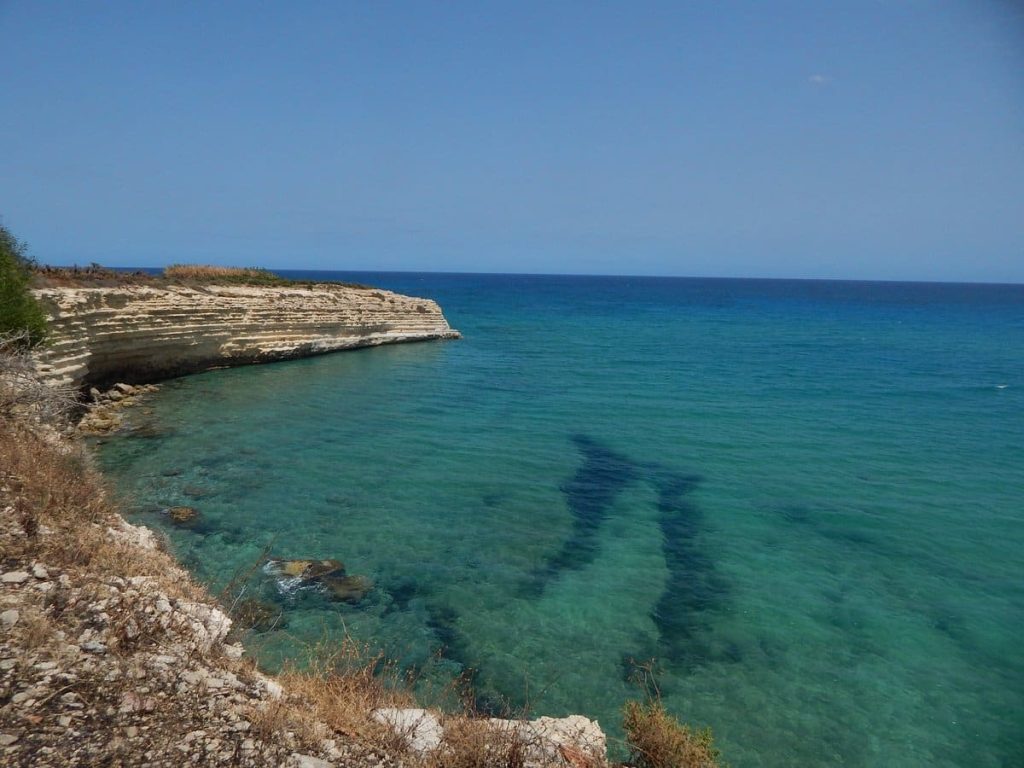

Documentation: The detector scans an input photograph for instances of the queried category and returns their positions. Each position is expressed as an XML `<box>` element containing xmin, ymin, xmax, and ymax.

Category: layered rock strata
<box><xmin>31</xmin><ymin>283</ymin><xmax>460</xmax><ymax>389</ymax></box>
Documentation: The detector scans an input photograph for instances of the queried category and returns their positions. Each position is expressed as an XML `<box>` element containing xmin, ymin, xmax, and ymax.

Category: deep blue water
<box><xmin>96</xmin><ymin>273</ymin><xmax>1024</xmax><ymax>767</ymax></box>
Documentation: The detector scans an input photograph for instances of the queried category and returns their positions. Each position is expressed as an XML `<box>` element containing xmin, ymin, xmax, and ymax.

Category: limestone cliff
<box><xmin>31</xmin><ymin>283</ymin><xmax>460</xmax><ymax>389</ymax></box>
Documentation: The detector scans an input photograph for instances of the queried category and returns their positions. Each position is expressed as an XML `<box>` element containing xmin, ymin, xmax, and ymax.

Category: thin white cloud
<box><xmin>808</xmin><ymin>74</ymin><xmax>830</xmax><ymax>86</ymax></box>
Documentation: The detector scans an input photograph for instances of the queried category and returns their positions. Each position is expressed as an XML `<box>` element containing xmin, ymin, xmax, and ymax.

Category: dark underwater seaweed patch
<box><xmin>422</xmin><ymin>602</ymin><xmax>513</xmax><ymax>715</ymax></box>
<box><xmin>387</xmin><ymin>578</ymin><xmax>421</xmax><ymax>612</ymax></box>
<box><xmin>424</xmin><ymin>603</ymin><xmax>470</xmax><ymax>666</ymax></box>
<box><xmin>523</xmin><ymin>434</ymin><xmax>639</xmax><ymax>595</ymax></box>
<box><xmin>529</xmin><ymin>434</ymin><xmax>732</xmax><ymax>672</ymax></box>
<box><xmin>649</xmin><ymin>473</ymin><xmax>732</xmax><ymax>668</ymax></box>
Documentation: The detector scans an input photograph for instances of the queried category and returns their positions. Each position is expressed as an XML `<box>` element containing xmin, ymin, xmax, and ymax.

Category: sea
<box><xmin>94</xmin><ymin>272</ymin><xmax>1024</xmax><ymax>767</ymax></box>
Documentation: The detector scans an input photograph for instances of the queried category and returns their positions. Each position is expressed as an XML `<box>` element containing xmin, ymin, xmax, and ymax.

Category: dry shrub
<box><xmin>0</xmin><ymin>333</ymin><xmax>77</xmax><ymax>424</ymax></box>
<box><xmin>426</xmin><ymin>716</ymin><xmax>534</xmax><ymax>768</ymax></box>
<box><xmin>13</xmin><ymin>606</ymin><xmax>57</xmax><ymax>652</ymax></box>
<box><xmin>274</xmin><ymin>634</ymin><xmax>415</xmax><ymax>749</ymax></box>
<box><xmin>0</xmin><ymin>415</ymin><xmax>203</xmax><ymax>604</ymax></box>
<box><xmin>622</xmin><ymin>699</ymin><xmax>721</xmax><ymax>768</ymax></box>
<box><xmin>163</xmin><ymin>264</ymin><xmax>283</xmax><ymax>282</ymax></box>
<box><xmin>248</xmin><ymin>696</ymin><xmax>327</xmax><ymax>750</ymax></box>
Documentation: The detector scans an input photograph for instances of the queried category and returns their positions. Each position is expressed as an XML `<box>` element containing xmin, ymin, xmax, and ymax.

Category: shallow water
<box><xmin>96</xmin><ymin>274</ymin><xmax>1024</xmax><ymax>766</ymax></box>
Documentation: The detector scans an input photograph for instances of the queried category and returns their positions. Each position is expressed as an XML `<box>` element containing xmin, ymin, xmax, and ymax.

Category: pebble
<box><xmin>0</xmin><ymin>733</ymin><xmax>18</xmax><ymax>746</ymax></box>
<box><xmin>1</xmin><ymin>610</ymin><xmax>19</xmax><ymax>628</ymax></box>
<box><xmin>1</xmin><ymin>571</ymin><xmax>30</xmax><ymax>584</ymax></box>
<box><xmin>32</xmin><ymin>564</ymin><xmax>49</xmax><ymax>579</ymax></box>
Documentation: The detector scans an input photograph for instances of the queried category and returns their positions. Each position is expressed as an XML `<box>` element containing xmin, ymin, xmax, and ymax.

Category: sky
<box><xmin>1</xmin><ymin>1</ymin><xmax>1022</xmax><ymax>282</ymax></box>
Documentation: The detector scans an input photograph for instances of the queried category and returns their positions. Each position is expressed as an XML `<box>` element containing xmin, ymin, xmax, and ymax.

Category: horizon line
<box><xmin>83</xmin><ymin>264</ymin><xmax>1024</xmax><ymax>289</ymax></box>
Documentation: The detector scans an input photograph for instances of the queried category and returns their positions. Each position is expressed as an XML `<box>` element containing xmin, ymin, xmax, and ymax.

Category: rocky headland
<box><xmin>31</xmin><ymin>282</ymin><xmax>460</xmax><ymax>390</ymax></box>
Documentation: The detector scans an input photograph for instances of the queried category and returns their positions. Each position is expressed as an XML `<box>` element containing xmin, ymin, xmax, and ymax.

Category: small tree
<box><xmin>0</xmin><ymin>222</ymin><xmax>47</xmax><ymax>345</ymax></box>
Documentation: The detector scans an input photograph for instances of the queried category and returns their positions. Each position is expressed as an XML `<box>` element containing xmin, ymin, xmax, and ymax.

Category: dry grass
<box><xmin>622</xmin><ymin>699</ymin><xmax>721</xmax><ymax>768</ymax></box>
<box><xmin>0</xmin><ymin>412</ymin><xmax>203</xmax><ymax>605</ymax></box>
<box><xmin>12</xmin><ymin>605</ymin><xmax>57</xmax><ymax>652</ymax></box>
<box><xmin>163</xmin><ymin>264</ymin><xmax>277</xmax><ymax>280</ymax></box>
<box><xmin>274</xmin><ymin>635</ymin><xmax>415</xmax><ymax>747</ymax></box>
<box><xmin>31</xmin><ymin>261</ymin><xmax>373</xmax><ymax>289</ymax></box>
<box><xmin>427</xmin><ymin>717</ymin><xmax>529</xmax><ymax>768</ymax></box>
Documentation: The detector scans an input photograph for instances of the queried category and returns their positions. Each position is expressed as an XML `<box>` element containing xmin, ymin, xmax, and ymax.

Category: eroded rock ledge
<box><xmin>31</xmin><ymin>283</ymin><xmax>460</xmax><ymax>390</ymax></box>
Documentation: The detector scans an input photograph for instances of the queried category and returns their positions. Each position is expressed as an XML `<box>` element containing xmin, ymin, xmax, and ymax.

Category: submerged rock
<box><xmin>167</xmin><ymin>506</ymin><xmax>199</xmax><ymax>525</ymax></box>
<box><xmin>322</xmin><ymin>575</ymin><xmax>373</xmax><ymax>603</ymax></box>
<box><xmin>266</xmin><ymin>559</ymin><xmax>345</xmax><ymax>581</ymax></box>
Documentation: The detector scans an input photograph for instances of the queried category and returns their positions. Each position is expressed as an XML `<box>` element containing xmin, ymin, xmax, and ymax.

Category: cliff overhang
<box><xmin>31</xmin><ymin>282</ymin><xmax>460</xmax><ymax>390</ymax></box>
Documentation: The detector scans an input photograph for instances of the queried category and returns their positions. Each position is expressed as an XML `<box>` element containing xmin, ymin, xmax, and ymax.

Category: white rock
<box><xmin>261</xmin><ymin>677</ymin><xmax>283</xmax><ymax>699</ymax></box>
<box><xmin>289</xmin><ymin>753</ymin><xmax>333</xmax><ymax>768</ymax></box>
<box><xmin>1</xmin><ymin>571</ymin><xmax>30</xmax><ymax>584</ymax></box>
<box><xmin>532</xmin><ymin>714</ymin><xmax>607</xmax><ymax>755</ymax></box>
<box><xmin>372</xmin><ymin>708</ymin><xmax>444</xmax><ymax>754</ymax></box>
<box><xmin>32</xmin><ymin>564</ymin><xmax>49</xmax><ymax>579</ymax></box>
<box><xmin>177</xmin><ymin>601</ymin><xmax>232</xmax><ymax>650</ymax></box>
<box><xmin>108</xmin><ymin>521</ymin><xmax>159</xmax><ymax>552</ymax></box>
<box><xmin>0</xmin><ymin>610</ymin><xmax>19</xmax><ymax>628</ymax></box>
<box><xmin>486</xmin><ymin>714</ymin><xmax>607</xmax><ymax>765</ymax></box>
<box><xmin>223</xmin><ymin>642</ymin><xmax>244</xmax><ymax>659</ymax></box>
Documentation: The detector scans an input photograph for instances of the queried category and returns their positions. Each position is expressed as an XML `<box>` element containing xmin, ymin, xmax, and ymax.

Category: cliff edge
<box><xmin>31</xmin><ymin>283</ymin><xmax>460</xmax><ymax>390</ymax></box>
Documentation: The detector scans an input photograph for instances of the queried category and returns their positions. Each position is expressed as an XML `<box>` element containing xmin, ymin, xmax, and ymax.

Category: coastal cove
<box><xmin>93</xmin><ymin>273</ymin><xmax>1024</xmax><ymax>768</ymax></box>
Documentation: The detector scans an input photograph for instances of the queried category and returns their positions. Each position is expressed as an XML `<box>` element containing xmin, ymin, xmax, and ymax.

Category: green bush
<box><xmin>0</xmin><ymin>223</ymin><xmax>47</xmax><ymax>345</ymax></box>
<box><xmin>623</xmin><ymin>698</ymin><xmax>722</xmax><ymax>768</ymax></box>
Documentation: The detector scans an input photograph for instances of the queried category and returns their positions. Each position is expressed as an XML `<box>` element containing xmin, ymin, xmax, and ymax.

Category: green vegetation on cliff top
<box><xmin>0</xmin><ymin>223</ymin><xmax>47</xmax><ymax>346</ymax></box>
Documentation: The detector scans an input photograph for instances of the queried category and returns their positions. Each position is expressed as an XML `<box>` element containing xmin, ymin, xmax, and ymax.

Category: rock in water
<box><xmin>323</xmin><ymin>575</ymin><xmax>373</xmax><ymax>603</ymax></box>
<box><xmin>167</xmin><ymin>506</ymin><xmax>199</xmax><ymax>525</ymax></box>
<box><xmin>266</xmin><ymin>559</ymin><xmax>345</xmax><ymax>581</ymax></box>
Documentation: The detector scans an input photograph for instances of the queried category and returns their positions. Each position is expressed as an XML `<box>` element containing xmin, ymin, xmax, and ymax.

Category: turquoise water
<box><xmin>96</xmin><ymin>274</ymin><xmax>1024</xmax><ymax>767</ymax></box>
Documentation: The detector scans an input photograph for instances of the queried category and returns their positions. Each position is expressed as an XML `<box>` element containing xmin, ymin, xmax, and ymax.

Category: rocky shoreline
<box><xmin>0</xmin><ymin>416</ymin><xmax>608</xmax><ymax>767</ymax></box>
<box><xmin>2</xmin><ymin>281</ymin><xmax>612</xmax><ymax>767</ymax></box>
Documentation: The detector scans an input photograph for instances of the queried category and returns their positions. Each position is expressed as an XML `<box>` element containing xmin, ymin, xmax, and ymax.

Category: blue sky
<box><xmin>1</xmin><ymin>1</ymin><xmax>1022</xmax><ymax>281</ymax></box>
